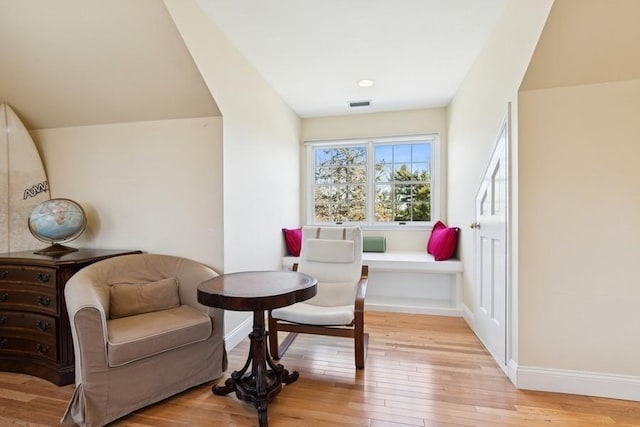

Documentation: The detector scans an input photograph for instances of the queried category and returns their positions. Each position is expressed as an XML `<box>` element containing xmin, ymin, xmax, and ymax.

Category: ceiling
<box><xmin>521</xmin><ymin>0</ymin><xmax>640</xmax><ymax>91</ymax></box>
<box><xmin>0</xmin><ymin>0</ymin><xmax>509</xmax><ymax>130</ymax></box>
<box><xmin>197</xmin><ymin>0</ymin><xmax>509</xmax><ymax>118</ymax></box>
<box><xmin>0</xmin><ymin>0</ymin><xmax>219</xmax><ymax>130</ymax></box>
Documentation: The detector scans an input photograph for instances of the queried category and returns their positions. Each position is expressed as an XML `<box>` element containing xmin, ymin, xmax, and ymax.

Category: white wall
<box><xmin>519</xmin><ymin>79</ymin><xmax>640</xmax><ymax>376</ymax></box>
<box><xmin>447</xmin><ymin>0</ymin><xmax>553</xmax><ymax>326</ymax></box>
<box><xmin>301</xmin><ymin>108</ymin><xmax>448</xmax><ymax>251</ymax></box>
<box><xmin>31</xmin><ymin>117</ymin><xmax>224</xmax><ymax>269</ymax></box>
<box><xmin>164</xmin><ymin>0</ymin><xmax>301</xmax><ymax>337</ymax></box>
<box><xmin>165</xmin><ymin>0</ymin><xmax>301</xmax><ymax>272</ymax></box>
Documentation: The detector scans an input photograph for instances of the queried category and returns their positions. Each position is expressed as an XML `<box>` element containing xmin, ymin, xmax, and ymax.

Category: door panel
<box><xmin>475</xmin><ymin>114</ymin><xmax>508</xmax><ymax>368</ymax></box>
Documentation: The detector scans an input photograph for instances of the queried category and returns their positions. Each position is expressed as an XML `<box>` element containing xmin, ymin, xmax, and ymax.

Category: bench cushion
<box><xmin>363</xmin><ymin>236</ymin><xmax>386</xmax><ymax>252</ymax></box>
<box><xmin>427</xmin><ymin>221</ymin><xmax>460</xmax><ymax>261</ymax></box>
<box><xmin>106</xmin><ymin>305</ymin><xmax>211</xmax><ymax>367</ymax></box>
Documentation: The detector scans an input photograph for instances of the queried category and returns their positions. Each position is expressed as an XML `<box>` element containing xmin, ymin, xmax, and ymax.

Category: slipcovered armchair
<box><xmin>268</xmin><ymin>226</ymin><xmax>369</xmax><ymax>369</ymax></box>
<box><xmin>60</xmin><ymin>254</ymin><xmax>227</xmax><ymax>427</ymax></box>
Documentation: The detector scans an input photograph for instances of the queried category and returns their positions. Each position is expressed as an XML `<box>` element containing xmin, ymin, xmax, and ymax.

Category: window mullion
<box><xmin>366</xmin><ymin>141</ymin><xmax>375</xmax><ymax>225</ymax></box>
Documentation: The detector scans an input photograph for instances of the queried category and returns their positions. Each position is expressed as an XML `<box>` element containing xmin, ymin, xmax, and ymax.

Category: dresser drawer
<box><xmin>0</xmin><ymin>248</ymin><xmax>140</xmax><ymax>385</ymax></box>
<box><xmin>0</xmin><ymin>266</ymin><xmax>56</xmax><ymax>286</ymax></box>
<box><xmin>0</xmin><ymin>283</ymin><xmax>57</xmax><ymax>315</ymax></box>
<box><xmin>0</xmin><ymin>335</ymin><xmax>57</xmax><ymax>362</ymax></box>
<box><xmin>0</xmin><ymin>310</ymin><xmax>56</xmax><ymax>343</ymax></box>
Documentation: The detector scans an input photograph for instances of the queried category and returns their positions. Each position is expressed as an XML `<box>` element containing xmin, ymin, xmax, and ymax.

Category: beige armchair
<box><xmin>60</xmin><ymin>254</ymin><xmax>227</xmax><ymax>427</ymax></box>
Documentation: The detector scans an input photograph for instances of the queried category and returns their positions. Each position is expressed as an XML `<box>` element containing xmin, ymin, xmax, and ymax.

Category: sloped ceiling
<box><xmin>521</xmin><ymin>0</ymin><xmax>640</xmax><ymax>91</ymax></box>
<box><xmin>0</xmin><ymin>0</ymin><xmax>219</xmax><ymax>130</ymax></box>
<box><xmin>198</xmin><ymin>0</ymin><xmax>509</xmax><ymax>118</ymax></box>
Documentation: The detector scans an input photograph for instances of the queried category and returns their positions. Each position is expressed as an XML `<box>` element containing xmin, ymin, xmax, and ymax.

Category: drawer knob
<box><xmin>36</xmin><ymin>320</ymin><xmax>50</xmax><ymax>332</ymax></box>
<box><xmin>37</xmin><ymin>273</ymin><xmax>50</xmax><ymax>283</ymax></box>
<box><xmin>0</xmin><ymin>338</ymin><xmax>7</xmax><ymax>348</ymax></box>
<box><xmin>0</xmin><ymin>270</ymin><xmax>7</xmax><ymax>279</ymax></box>
<box><xmin>37</xmin><ymin>296</ymin><xmax>51</xmax><ymax>307</ymax></box>
<box><xmin>36</xmin><ymin>343</ymin><xmax>49</xmax><ymax>355</ymax></box>
<box><xmin>0</xmin><ymin>316</ymin><xmax>6</xmax><ymax>325</ymax></box>
<box><xmin>0</xmin><ymin>293</ymin><xmax>8</xmax><ymax>302</ymax></box>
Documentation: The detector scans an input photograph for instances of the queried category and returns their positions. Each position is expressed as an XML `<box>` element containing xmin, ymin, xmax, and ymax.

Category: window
<box><xmin>306</xmin><ymin>134</ymin><xmax>440</xmax><ymax>227</ymax></box>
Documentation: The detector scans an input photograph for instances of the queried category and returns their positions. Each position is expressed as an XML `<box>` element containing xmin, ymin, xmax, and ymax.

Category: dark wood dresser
<box><xmin>0</xmin><ymin>248</ymin><xmax>141</xmax><ymax>385</ymax></box>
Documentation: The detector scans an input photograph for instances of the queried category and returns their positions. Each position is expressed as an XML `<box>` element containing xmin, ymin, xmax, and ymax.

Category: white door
<box><xmin>473</xmin><ymin>114</ymin><xmax>508</xmax><ymax>368</ymax></box>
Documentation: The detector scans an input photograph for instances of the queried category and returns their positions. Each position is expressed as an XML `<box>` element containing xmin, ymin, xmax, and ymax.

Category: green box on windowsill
<box><xmin>363</xmin><ymin>236</ymin><xmax>386</xmax><ymax>252</ymax></box>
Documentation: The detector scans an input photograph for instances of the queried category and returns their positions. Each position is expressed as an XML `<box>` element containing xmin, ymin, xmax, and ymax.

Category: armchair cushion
<box><xmin>109</xmin><ymin>277</ymin><xmax>180</xmax><ymax>319</ymax></box>
<box><xmin>106</xmin><ymin>305</ymin><xmax>211</xmax><ymax>367</ymax></box>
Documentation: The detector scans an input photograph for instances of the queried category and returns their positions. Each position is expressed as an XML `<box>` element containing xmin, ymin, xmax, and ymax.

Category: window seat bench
<box><xmin>282</xmin><ymin>251</ymin><xmax>463</xmax><ymax>316</ymax></box>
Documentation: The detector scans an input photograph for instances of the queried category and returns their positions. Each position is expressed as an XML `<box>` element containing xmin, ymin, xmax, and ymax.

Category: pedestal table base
<box><xmin>213</xmin><ymin>311</ymin><xmax>297</xmax><ymax>426</ymax></box>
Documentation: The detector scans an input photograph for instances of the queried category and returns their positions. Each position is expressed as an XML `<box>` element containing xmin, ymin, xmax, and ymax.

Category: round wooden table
<box><xmin>197</xmin><ymin>270</ymin><xmax>317</xmax><ymax>427</ymax></box>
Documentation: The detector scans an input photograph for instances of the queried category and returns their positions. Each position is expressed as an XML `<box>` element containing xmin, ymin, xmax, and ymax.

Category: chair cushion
<box><xmin>307</xmin><ymin>280</ymin><xmax>358</xmax><ymax>306</ymax></box>
<box><xmin>306</xmin><ymin>238</ymin><xmax>354</xmax><ymax>263</ymax></box>
<box><xmin>106</xmin><ymin>305</ymin><xmax>211</xmax><ymax>367</ymax></box>
<box><xmin>272</xmin><ymin>302</ymin><xmax>354</xmax><ymax>326</ymax></box>
<box><xmin>109</xmin><ymin>277</ymin><xmax>180</xmax><ymax>319</ymax></box>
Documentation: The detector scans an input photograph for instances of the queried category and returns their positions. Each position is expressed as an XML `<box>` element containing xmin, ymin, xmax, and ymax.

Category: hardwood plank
<box><xmin>0</xmin><ymin>311</ymin><xmax>639</xmax><ymax>426</ymax></box>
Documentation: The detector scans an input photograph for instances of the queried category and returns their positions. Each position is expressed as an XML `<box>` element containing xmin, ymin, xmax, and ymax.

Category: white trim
<box><xmin>462</xmin><ymin>302</ymin><xmax>474</xmax><ymax>327</ymax></box>
<box><xmin>365</xmin><ymin>299</ymin><xmax>463</xmax><ymax>317</ymax></box>
<box><xmin>304</xmin><ymin>133</ymin><xmax>439</xmax><ymax>146</ymax></box>
<box><xmin>513</xmin><ymin>362</ymin><xmax>640</xmax><ymax>402</ymax></box>
<box><xmin>223</xmin><ymin>316</ymin><xmax>252</xmax><ymax>351</ymax></box>
<box><xmin>283</xmin><ymin>253</ymin><xmax>462</xmax><ymax>273</ymax></box>
<box><xmin>508</xmin><ymin>358</ymin><xmax>519</xmax><ymax>385</ymax></box>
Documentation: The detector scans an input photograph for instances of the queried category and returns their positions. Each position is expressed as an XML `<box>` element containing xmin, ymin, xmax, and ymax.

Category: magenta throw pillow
<box><xmin>282</xmin><ymin>228</ymin><xmax>302</xmax><ymax>256</ymax></box>
<box><xmin>427</xmin><ymin>221</ymin><xmax>460</xmax><ymax>261</ymax></box>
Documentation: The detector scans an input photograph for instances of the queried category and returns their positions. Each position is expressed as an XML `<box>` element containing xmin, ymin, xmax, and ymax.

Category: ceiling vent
<box><xmin>349</xmin><ymin>100</ymin><xmax>371</xmax><ymax>108</ymax></box>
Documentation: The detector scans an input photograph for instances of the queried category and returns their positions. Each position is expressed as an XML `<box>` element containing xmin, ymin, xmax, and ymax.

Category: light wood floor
<box><xmin>1</xmin><ymin>312</ymin><xmax>639</xmax><ymax>426</ymax></box>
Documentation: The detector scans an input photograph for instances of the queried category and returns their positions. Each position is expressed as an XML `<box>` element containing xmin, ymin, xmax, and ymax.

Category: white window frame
<box><xmin>305</xmin><ymin>134</ymin><xmax>440</xmax><ymax>230</ymax></box>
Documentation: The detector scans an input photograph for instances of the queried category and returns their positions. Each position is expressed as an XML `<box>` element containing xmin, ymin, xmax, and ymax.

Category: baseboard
<box><xmin>513</xmin><ymin>362</ymin><xmax>640</xmax><ymax>402</ymax></box>
<box><xmin>508</xmin><ymin>358</ymin><xmax>518</xmax><ymax>385</ymax></box>
<box><xmin>462</xmin><ymin>302</ymin><xmax>474</xmax><ymax>328</ymax></box>
<box><xmin>224</xmin><ymin>316</ymin><xmax>252</xmax><ymax>351</ymax></box>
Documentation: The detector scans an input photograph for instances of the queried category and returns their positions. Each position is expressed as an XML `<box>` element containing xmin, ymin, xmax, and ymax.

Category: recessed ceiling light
<box><xmin>358</xmin><ymin>79</ymin><xmax>374</xmax><ymax>88</ymax></box>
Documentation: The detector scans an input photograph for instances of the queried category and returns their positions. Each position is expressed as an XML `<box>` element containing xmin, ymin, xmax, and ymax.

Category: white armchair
<box><xmin>268</xmin><ymin>226</ymin><xmax>368</xmax><ymax>369</ymax></box>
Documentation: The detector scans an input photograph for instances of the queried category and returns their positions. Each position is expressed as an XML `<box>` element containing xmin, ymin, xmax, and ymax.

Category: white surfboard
<box><xmin>0</xmin><ymin>103</ymin><xmax>50</xmax><ymax>253</ymax></box>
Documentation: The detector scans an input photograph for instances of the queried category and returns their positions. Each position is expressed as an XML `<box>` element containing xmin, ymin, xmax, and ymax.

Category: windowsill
<box><xmin>283</xmin><ymin>251</ymin><xmax>462</xmax><ymax>273</ymax></box>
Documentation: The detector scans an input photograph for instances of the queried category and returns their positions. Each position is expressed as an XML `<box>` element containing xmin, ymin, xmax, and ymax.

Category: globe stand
<box><xmin>34</xmin><ymin>243</ymin><xmax>79</xmax><ymax>256</ymax></box>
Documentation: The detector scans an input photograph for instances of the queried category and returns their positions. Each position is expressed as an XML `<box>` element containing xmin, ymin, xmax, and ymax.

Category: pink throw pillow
<box><xmin>282</xmin><ymin>228</ymin><xmax>302</xmax><ymax>256</ymax></box>
<box><xmin>427</xmin><ymin>221</ymin><xmax>460</xmax><ymax>261</ymax></box>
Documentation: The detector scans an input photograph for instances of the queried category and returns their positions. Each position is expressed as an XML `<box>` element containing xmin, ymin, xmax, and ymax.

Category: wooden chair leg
<box><xmin>277</xmin><ymin>332</ymin><xmax>298</xmax><ymax>359</ymax></box>
<box><xmin>354</xmin><ymin>310</ymin><xmax>368</xmax><ymax>369</ymax></box>
<box><xmin>268</xmin><ymin>312</ymin><xmax>299</xmax><ymax>360</ymax></box>
<box><xmin>355</xmin><ymin>331</ymin><xmax>368</xmax><ymax>369</ymax></box>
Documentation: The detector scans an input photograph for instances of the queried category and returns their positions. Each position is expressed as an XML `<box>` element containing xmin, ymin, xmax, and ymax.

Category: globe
<box><xmin>28</xmin><ymin>198</ymin><xmax>87</xmax><ymax>255</ymax></box>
